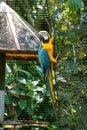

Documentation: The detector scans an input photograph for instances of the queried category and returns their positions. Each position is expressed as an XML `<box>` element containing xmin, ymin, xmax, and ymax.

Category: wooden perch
<box><xmin>1</xmin><ymin>120</ymin><xmax>49</xmax><ymax>128</ymax></box>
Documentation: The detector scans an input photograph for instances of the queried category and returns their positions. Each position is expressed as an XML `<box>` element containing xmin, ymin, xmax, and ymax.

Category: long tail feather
<box><xmin>48</xmin><ymin>63</ymin><xmax>56</xmax><ymax>103</ymax></box>
<box><xmin>45</xmin><ymin>63</ymin><xmax>56</xmax><ymax>103</ymax></box>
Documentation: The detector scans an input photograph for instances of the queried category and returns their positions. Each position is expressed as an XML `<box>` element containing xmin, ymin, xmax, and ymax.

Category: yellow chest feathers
<box><xmin>42</xmin><ymin>37</ymin><xmax>57</xmax><ymax>63</ymax></box>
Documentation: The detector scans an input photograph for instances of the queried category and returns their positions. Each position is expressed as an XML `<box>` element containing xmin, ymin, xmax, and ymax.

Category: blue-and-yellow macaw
<box><xmin>38</xmin><ymin>31</ymin><xmax>56</xmax><ymax>102</ymax></box>
<box><xmin>38</xmin><ymin>31</ymin><xmax>50</xmax><ymax>90</ymax></box>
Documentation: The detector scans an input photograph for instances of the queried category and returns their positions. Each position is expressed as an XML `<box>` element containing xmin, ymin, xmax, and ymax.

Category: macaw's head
<box><xmin>39</xmin><ymin>30</ymin><xmax>50</xmax><ymax>43</ymax></box>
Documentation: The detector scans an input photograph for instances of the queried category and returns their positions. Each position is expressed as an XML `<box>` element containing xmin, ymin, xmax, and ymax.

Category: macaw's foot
<box><xmin>50</xmin><ymin>58</ymin><xmax>57</xmax><ymax>63</ymax></box>
<box><xmin>53</xmin><ymin>58</ymin><xmax>57</xmax><ymax>63</ymax></box>
<box><xmin>52</xmin><ymin>55</ymin><xmax>60</xmax><ymax>63</ymax></box>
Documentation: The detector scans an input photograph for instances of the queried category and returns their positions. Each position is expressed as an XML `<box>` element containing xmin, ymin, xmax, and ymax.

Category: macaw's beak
<box><xmin>38</xmin><ymin>30</ymin><xmax>49</xmax><ymax>43</ymax></box>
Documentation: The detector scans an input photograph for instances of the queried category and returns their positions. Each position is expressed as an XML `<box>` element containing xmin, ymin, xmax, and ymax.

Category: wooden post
<box><xmin>0</xmin><ymin>53</ymin><xmax>5</xmax><ymax>122</ymax></box>
<box><xmin>0</xmin><ymin>91</ymin><xmax>5</xmax><ymax>122</ymax></box>
<box><xmin>0</xmin><ymin>53</ymin><xmax>5</xmax><ymax>90</ymax></box>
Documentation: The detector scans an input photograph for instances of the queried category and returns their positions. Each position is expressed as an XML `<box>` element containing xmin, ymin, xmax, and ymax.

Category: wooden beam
<box><xmin>6</xmin><ymin>53</ymin><xmax>38</xmax><ymax>60</ymax></box>
<box><xmin>1</xmin><ymin>120</ymin><xmax>49</xmax><ymax>128</ymax></box>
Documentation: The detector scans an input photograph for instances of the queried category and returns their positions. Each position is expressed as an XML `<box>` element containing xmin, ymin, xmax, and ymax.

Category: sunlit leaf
<box><xmin>78</xmin><ymin>51</ymin><xmax>86</xmax><ymax>59</ymax></box>
<box><xmin>17</xmin><ymin>77</ymin><xmax>27</xmax><ymax>84</ymax></box>
<box><xmin>6</xmin><ymin>64</ymin><xmax>11</xmax><ymax>73</ymax></box>
<box><xmin>61</xmin><ymin>24</ymin><xmax>67</xmax><ymax>31</ymax></box>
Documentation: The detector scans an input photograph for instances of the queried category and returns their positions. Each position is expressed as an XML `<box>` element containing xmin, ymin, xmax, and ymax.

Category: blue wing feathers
<box><xmin>38</xmin><ymin>48</ymin><xmax>50</xmax><ymax>74</ymax></box>
<box><xmin>38</xmin><ymin>44</ymin><xmax>50</xmax><ymax>93</ymax></box>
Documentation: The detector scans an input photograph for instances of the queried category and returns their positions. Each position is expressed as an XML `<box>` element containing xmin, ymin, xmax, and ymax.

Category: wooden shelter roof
<box><xmin>0</xmin><ymin>2</ymin><xmax>40</xmax><ymax>60</ymax></box>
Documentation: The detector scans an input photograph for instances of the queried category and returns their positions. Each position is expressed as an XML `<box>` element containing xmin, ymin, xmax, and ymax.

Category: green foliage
<box><xmin>5</xmin><ymin>61</ymin><xmax>56</xmax><ymax>129</ymax></box>
<box><xmin>46</xmin><ymin>0</ymin><xmax>87</xmax><ymax>129</ymax></box>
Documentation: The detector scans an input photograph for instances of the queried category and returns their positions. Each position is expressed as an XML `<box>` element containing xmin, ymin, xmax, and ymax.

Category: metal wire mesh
<box><xmin>0</xmin><ymin>0</ymin><xmax>87</xmax><ymax>130</ymax></box>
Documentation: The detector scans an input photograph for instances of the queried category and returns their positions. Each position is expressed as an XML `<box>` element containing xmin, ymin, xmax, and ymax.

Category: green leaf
<box><xmin>18</xmin><ymin>69</ymin><xmax>31</xmax><ymax>77</ymax></box>
<box><xmin>17</xmin><ymin>77</ymin><xmax>27</xmax><ymax>84</ymax></box>
<box><xmin>81</xmin><ymin>104</ymin><xmax>87</xmax><ymax>113</ymax></box>
<box><xmin>10</xmin><ymin>89</ymin><xmax>21</xmax><ymax>95</ymax></box>
<box><xmin>66</xmin><ymin>0</ymin><xmax>84</xmax><ymax>11</ymax></box>
<box><xmin>18</xmin><ymin>100</ymin><xmax>27</xmax><ymax>110</ymax></box>
<box><xmin>26</xmin><ymin>103</ymin><xmax>35</xmax><ymax>114</ymax></box>
<box><xmin>80</xmin><ymin>115</ymin><xmax>87</xmax><ymax>124</ymax></box>
<box><xmin>78</xmin><ymin>51</ymin><xmax>86</xmax><ymax>59</ymax></box>
<box><xmin>65</xmin><ymin>58</ymin><xmax>78</xmax><ymax>72</ymax></box>
<box><xmin>27</xmin><ymin>91</ymin><xmax>34</xmax><ymax>97</ymax></box>
<box><xmin>6</xmin><ymin>64</ymin><xmax>11</xmax><ymax>73</ymax></box>
<box><xmin>60</xmin><ymin>115</ymin><xmax>72</xmax><ymax>125</ymax></box>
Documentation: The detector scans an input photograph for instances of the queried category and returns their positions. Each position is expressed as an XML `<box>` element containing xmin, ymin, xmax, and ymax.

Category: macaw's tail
<box><xmin>45</xmin><ymin>63</ymin><xmax>56</xmax><ymax>103</ymax></box>
<box><xmin>45</xmin><ymin>66</ymin><xmax>50</xmax><ymax>91</ymax></box>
